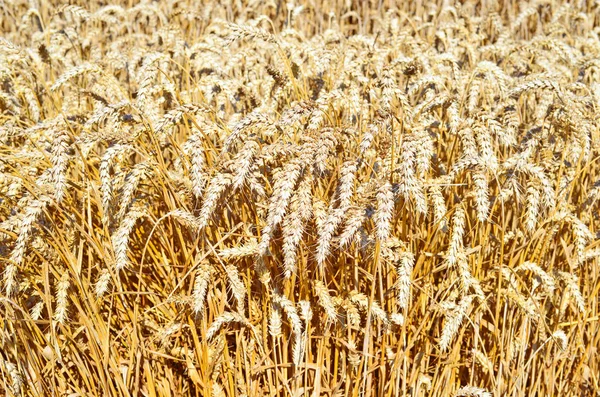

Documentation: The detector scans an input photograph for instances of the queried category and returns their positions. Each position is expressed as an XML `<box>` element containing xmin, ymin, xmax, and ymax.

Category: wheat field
<box><xmin>1</xmin><ymin>0</ymin><xmax>599</xmax><ymax>396</ymax></box>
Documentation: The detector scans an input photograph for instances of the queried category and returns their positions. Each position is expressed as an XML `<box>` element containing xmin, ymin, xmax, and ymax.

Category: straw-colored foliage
<box><xmin>1</xmin><ymin>0</ymin><xmax>599</xmax><ymax>396</ymax></box>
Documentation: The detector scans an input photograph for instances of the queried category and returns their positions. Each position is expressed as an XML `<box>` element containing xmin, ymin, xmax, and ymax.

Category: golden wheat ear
<box><xmin>1</xmin><ymin>0</ymin><xmax>599</xmax><ymax>395</ymax></box>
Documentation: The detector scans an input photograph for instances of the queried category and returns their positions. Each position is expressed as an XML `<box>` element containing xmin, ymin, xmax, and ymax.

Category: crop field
<box><xmin>1</xmin><ymin>0</ymin><xmax>600</xmax><ymax>396</ymax></box>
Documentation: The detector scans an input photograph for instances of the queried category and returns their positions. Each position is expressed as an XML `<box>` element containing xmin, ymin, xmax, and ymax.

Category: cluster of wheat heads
<box><xmin>1</xmin><ymin>0</ymin><xmax>600</xmax><ymax>396</ymax></box>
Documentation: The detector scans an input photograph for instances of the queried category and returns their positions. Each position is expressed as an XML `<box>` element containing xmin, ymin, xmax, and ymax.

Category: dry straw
<box><xmin>1</xmin><ymin>1</ymin><xmax>599</xmax><ymax>396</ymax></box>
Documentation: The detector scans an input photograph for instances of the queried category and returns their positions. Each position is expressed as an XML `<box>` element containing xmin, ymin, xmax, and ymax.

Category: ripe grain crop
<box><xmin>1</xmin><ymin>1</ymin><xmax>600</xmax><ymax>396</ymax></box>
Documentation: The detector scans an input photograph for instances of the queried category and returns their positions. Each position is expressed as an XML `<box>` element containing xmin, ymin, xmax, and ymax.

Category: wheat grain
<box><xmin>100</xmin><ymin>144</ymin><xmax>130</xmax><ymax>227</ymax></box>
<box><xmin>472</xmin><ymin>349</ymin><xmax>494</xmax><ymax>374</ymax></box>
<box><xmin>454</xmin><ymin>385</ymin><xmax>492</xmax><ymax>397</ymax></box>
<box><xmin>225</xmin><ymin>264</ymin><xmax>246</xmax><ymax>314</ymax></box>
<box><xmin>314</xmin><ymin>280</ymin><xmax>337</xmax><ymax>324</ymax></box>
<box><xmin>268</xmin><ymin>303</ymin><xmax>283</xmax><ymax>338</ymax></box>
<box><xmin>259</xmin><ymin>158</ymin><xmax>305</xmax><ymax>254</ymax></box>
<box><xmin>113</xmin><ymin>206</ymin><xmax>146</xmax><ymax>270</ymax></box>
<box><xmin>54</xmin><ymin>272</ymin><xmax>70</xmax><ymax>324</ymax></box>
<box><xmin>338</xmin><ymin>206</ymin><xmax>366</xmax><ymax>248</ymax></box>
<box><xmin>117</xmin><ymin>161</ymin><xmax>153</xmax><ymax>221</ymax></box>
<box><xmin>374</xmin><ymin>181</ymin><xmax>394</xmax><ymax>241</ymax></box>
<box><xmin>197</xmin><ymin>172</ymin><xmax>232</xmax><ymax>231</ymax></box>
<box><xmin>182</xmin><ymin>132</ymin><xmax>208</xmax><ymax>198</ymax></box>
<box><xmin>440</xmin><ymin>295</ymin><xmax>473</xmax><ymax>351</ymax></box>
<box><xmin>219</xmin><ymin>239</ymin><xmax>259</xmax><ymax>259</ymax></box>
<box><xmin>50</xmin><ymin>63</ymin><xmax>103</xmax><ymax>92</ymax></box>
<box><xmin>30</xmin><ymin>299</ymin><xmax>44</xmax><ymax>320</ymax></box>
<box><xmin>95</xmin><ymin>268</ymin><xmax>111</xmax><ymax>298</ymax></box>
<box><xmin>472</xmin><ymin>168</ymin><xmax>489</xmax><ymax>222</ymax></box>
<box><xmin>348</xmin><ymin>290</ymin><xmax>389</xmax><ymax>327</ymax></box>
<box><xmin>3</xmin><ymin>360</ymin><xmax>23</xmax><ymax>396</ymax></box>
<box><xmin>315</xmin><ymin>207</ymin><xmax>345</xmax><ymax>269</ymax></box>
<box><xmin>446</xmin><ymin>207</ymin><xmax>466</xmax><ymax>267</ymax></box>
<box><xmin>192</xmin><ymin>264</ymin><xmax>212</xmax><ymax>314</ymax></box>
<box><xmin>207</xmin><ymin>311</ymin><xmax>250</xmax><ymax>340</ymax></box>
<box><xmin>515</xmin><ymin>261</ymin><xmax>555</xmax><ymax>295</ymax></box>
<box><xmin>281</xmin><ymin>177</ymin><xmax>312</xmax><ymax>277</ymax></box>
<box><xmin>557</xmin><ymin>271</ymin><xmax>585</xmax><ymax>314</ymax></box>
<box><xmin>396</xmin><ymin>251</ymin><xmax>414</xmax><ymax>310</ymax></box>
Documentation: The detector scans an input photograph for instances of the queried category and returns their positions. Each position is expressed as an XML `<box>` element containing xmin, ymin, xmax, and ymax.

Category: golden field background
<box><xmin>1</xmin><ymin>0</ymin><xmax>600</xmax><ymax>396</ymax></box>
